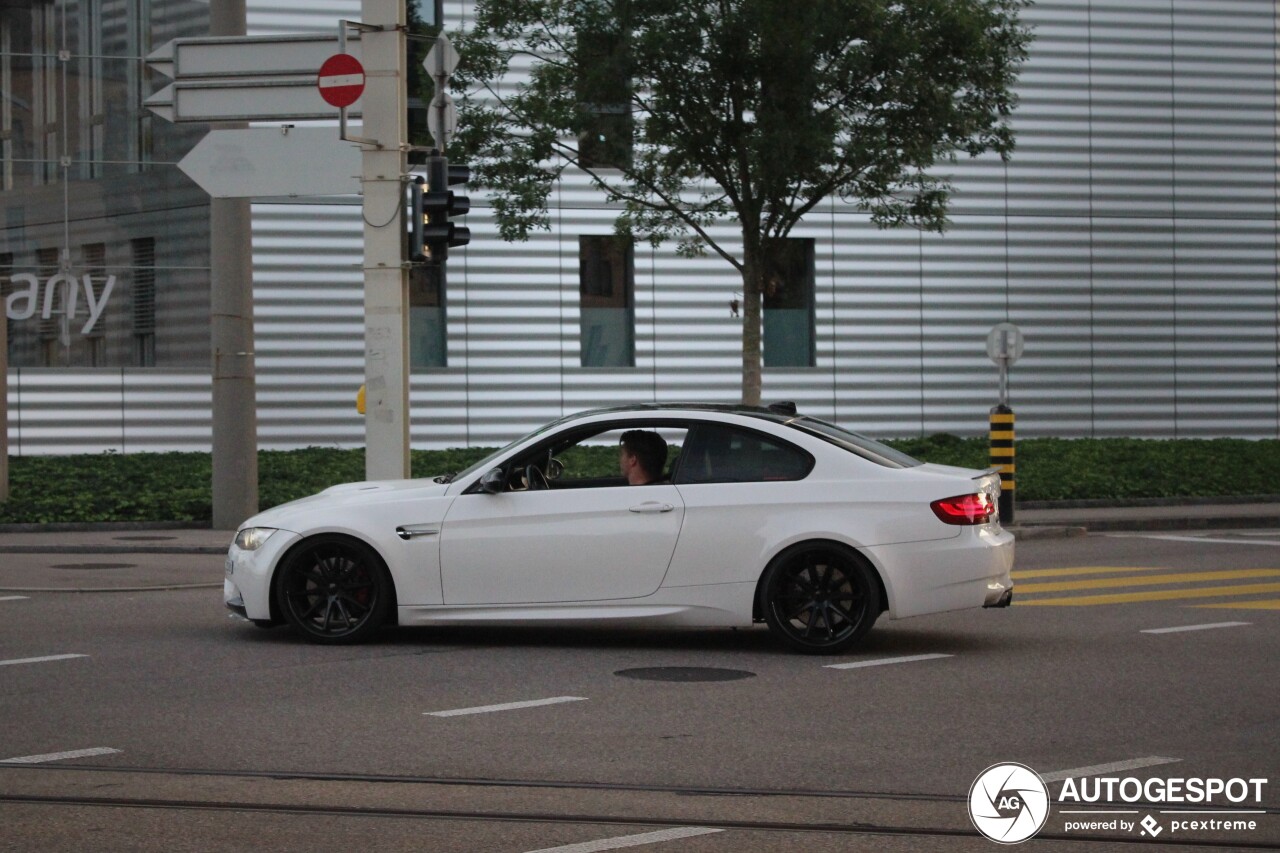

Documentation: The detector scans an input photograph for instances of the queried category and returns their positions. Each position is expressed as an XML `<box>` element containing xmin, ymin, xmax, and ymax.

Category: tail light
<box><xmin>931</xmin><ymin>493</ymin><xmax>995</xmax><ymax>525</ymax></box>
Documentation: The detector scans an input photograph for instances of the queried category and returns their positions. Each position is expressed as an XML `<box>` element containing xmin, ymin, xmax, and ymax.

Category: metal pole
<box><xmin>989</xmin><ymin>403</ymin><xmax>1015</xmax><ymax>524</ymax></box>
<box><xmin>361</xmin><ymin>0</ymin><xmax>411</xmax><ymax>480</ymax></box>
<box><xmin>209</xmin><ymin>0</ymin><xmax>259</xmax><ymax>528</ymax></box>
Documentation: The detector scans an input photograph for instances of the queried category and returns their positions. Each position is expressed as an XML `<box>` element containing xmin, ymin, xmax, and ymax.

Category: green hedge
<box><xmin>1</xmin><ymin>436</ymin><xmax>1277</xmax><ymax>525</ymax></box>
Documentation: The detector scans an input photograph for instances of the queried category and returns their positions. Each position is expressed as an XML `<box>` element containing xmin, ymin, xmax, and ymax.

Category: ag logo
<box><xmin>969</xmin><ymin>763</ymin><xmax>1051</xmax><ymax>844</ymax></box>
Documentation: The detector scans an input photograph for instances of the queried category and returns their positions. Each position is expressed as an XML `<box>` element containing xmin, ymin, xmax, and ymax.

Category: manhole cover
<box><xmin>614</xmin><ymin>667</ymin><xmax>756</xmax><ymax>683</ymax></box>
<box><xmin>112</xmin><ymin>535</ymin><xmax>177</xmax><ymax>542</ymax></box>
<box><xmin>50</xmin><ymin>563</ymin><xmax>136</xmax><ymax>571</ymax></box>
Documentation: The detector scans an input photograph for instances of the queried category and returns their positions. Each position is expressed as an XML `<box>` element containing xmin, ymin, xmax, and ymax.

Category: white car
<box><xmin>225</xmin><ymin>403</ymin><xmax>1014</xmax><ymax>654</ymax></box>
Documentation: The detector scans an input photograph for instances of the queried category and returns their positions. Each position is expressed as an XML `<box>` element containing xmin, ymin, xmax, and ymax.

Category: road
<box><xmin>1</xmin><ymin>531</ymin><xmax>1277</xmax><ymax>852</ymax></box>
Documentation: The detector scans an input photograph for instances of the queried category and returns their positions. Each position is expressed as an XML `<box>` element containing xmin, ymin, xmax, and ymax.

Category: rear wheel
<box><xmin>759</xmin><ymin>543</ymin><xmax>880</xmax><ymax>654</ymax></box>
<box><xmin>273</xmin><ymin>536</ymin><xmax>392</xmax><ymax>644</ymax></box>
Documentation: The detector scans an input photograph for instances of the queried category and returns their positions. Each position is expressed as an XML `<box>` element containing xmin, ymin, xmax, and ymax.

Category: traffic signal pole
<box><xmin>360</xmin><ymin>0</ymin><xmax>411</xmax><ymax>481</ymax></box>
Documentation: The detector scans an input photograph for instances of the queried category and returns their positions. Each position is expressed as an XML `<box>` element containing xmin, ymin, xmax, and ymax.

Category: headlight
<box><xmin>234</xmin><ymin>527</ymin><xmax>278</xmax><ymax>551</ymax></box>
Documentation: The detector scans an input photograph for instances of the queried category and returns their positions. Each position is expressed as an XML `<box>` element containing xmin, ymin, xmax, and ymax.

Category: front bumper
<box><xmin>223</xmin><ymin>529</ymin><xmax>302</xmax><ymax>621</ymax></box>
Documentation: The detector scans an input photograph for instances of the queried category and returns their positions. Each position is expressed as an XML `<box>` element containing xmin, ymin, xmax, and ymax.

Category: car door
<box><xmin>438</xmin><ymin>424</ymin><xmax>687</xmax><ymax>605</ymax></box>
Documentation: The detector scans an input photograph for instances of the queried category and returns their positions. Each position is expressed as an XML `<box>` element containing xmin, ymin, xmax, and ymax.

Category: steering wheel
<box><xmin>525</xmin><ymin>463</ymin><xmax>549</xmax><ymax>491</ymax></box>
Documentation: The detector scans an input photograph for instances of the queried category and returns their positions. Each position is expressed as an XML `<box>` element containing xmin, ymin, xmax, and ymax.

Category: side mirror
<box><xmin>479</xmin><ymin>467</ymin><xmax>505</xmax><ymax>494</ymax></box>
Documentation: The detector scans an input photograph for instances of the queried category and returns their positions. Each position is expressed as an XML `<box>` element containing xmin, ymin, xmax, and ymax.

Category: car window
<box><xmin>674</xmin><ymin>425</ymin><xmax>813</xmax><ymax>484</ymax></box>
<box><xmin>783</xmin><ymin>417</ymin><xmax>923</xmax><ymax>469</ymax></box>
<box><xmin>505</xmin><ymin>424</ymin><xmax>688</xmax><ymax>490</ymax></box>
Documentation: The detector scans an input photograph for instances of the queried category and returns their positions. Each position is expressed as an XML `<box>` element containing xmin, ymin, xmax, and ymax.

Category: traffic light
<box><xmin>408</xmin><ymin>154</ymin><xmax>470</xmax><ymax>264</ymax></box>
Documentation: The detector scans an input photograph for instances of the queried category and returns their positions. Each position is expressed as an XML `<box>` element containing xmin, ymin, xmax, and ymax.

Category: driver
<box><xmin>619</xmin><ymin>430</ymin><xmax>667</xmax><ymax>485</ymax></box>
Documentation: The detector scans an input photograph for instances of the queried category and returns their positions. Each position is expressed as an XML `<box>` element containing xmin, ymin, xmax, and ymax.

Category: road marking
<box><xmin>425</xmin><ymin>696</ymin><xmax>588</xmax><ymax>718</ymax></box>
<box><xmin>0</xmin><ymin>747</ymin><xmax>121</xmax><ymax>764</ymax></box>
<box><xmin>525</xmin><ymin>827</ymin><xmax>723</xmax><ymax>853</ymax></box>
<box><xmin>1141</xmin><ymin>621</ymin><xmax>1251</xmax><ymax>634</ymax></box>
<box><xmin>1041</xmin><ymin>757</ymin><xmax>1181</xmax><ymax>783</ymax></box>
<box><xmin>0</xmin><ymin>654</ymin><xmax>89</xmax><ymax>667</ymax></box>
<box><xmin>1016</xmin><ymin>569</ymin><xmax>1280</xmax><ymax>593</ymax></box>
<box><xmin>1012</xmin><ymin>566</ymin><xmax>1170</xmax><ymax>580</ymax></box>
<box><xmin>0</xmin><ymin>596</ymin><xmax>30</xmax><ymax>602</ymax></box>
<box><xmin>825</xmin><ymin>653</ymin><xmax>953</xmax><ymax>670</ymax></box>
<box><xmin>1015</xmin><ymin>582</ymin><xmax>1280</xmax><ymax>606</ymax></box>
<box><xmin>1194</xmin><ymin>600</ymin><xmax>1280</xmax><ymax>610</ymax></box>
<box><xmin>1114</xmin><ymin>534</ymin><xmax>1280</xmax><ymax>547</ymax></box>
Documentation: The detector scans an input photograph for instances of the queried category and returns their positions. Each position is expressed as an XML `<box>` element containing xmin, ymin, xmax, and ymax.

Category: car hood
<box><xmin>239</xmin><ymin>478</ymin><xmax>452</xmax><ymax>532</ymax></box>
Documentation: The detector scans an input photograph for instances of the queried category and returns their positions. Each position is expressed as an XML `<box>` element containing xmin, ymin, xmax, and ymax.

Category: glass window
<box><xmin>763</xmin><ymin>238</ymin><xmax>816</xmax><ymax>368</ymax></box>
<box><xmin>576</xmin><ymin>24</ymin><xmax>632</xmax><ymax>168</ymax></box>
<box><xmin>131</xmin><ymin>237</ymin><xmax>155</xmax><ymax>367</ymax></box>
<box><xmin>410</xmin><ymin>263</ymin><xmax>446</xmax><ymax>368</ymax></box>
<box><xmin>579</xmin><ymin>235</ymin><xmax>634</xmax><ymax>367</ymax></box>
<box><xmin>674</xmin><ymin>424</ymin><xmax>813</xmax><ymax>484</ymax></box>
<box><xmin>785</xmin><ymin>417</ymin><xmax>924</xmax><ymax>469</ymax></box>
<box><xmin>502</xmin><ymin>423</ymin><xmax>686</xmax><ymax>491</ymax></box>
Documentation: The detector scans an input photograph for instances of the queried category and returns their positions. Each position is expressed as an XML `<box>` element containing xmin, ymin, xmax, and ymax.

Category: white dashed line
<box><xmin>824</xmin><ymin>653</ymin><xmax>953</xmax><ymax>670</ymax></box>
<box><xmin>524</xmin><ymin>827</ymin><xmax>724</xmax><ymax>853</ymax></box>
<box><xmin>1041</xmin><ymin>757</ymin><xmax>1182</xmax><ymax>783</ymax></box>
<box><xmin>0</xmin><ymin>596</ymin><xmax>30</xmax><ymax>602</ymax></box>
<box><xmin>0</xmin><ymin>654</ymin><xmax>89</xmax><ymax>667</ymax></box>
<box><xmin>1112</xmin><ymin>534</ymin><xmax>1280</xmax><ymax>547</ymax></box>
<box><xmin>1141</xmin><ymin>621</ymin><xmax>1251</xmax><ymax>635</ymax></box>
<box><xmin>0</xmin><ymin>747</ymin><xmax>122</xmax><ymax>764</ymax></box>
<box><xmin>425</xmin><ymin>696</ymin><xmax>588</xmax><ymax>717</ymax></box>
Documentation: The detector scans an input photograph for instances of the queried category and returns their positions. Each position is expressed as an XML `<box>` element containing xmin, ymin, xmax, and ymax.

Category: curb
<box><xmin>0</xmin><ymin>545</ymin><xmax>227</xmax><ymax>556</ymax></box>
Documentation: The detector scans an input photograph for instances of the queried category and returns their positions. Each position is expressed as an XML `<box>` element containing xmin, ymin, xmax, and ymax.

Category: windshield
<box><xmin>785</xmin><ymin>417</ymin><xmax>923</xmax><ymax>469</ymax></box>
<box><xmin>446</xmin><ymin>415</ymin><xmax>576</xmax><ymax>484</ymax></box>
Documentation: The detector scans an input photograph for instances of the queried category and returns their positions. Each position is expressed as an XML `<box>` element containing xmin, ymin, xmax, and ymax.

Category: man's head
<box><xmin>619</xmin><ymin>430</ymin><xmax>668</xmax><ymax>485</ymax></box>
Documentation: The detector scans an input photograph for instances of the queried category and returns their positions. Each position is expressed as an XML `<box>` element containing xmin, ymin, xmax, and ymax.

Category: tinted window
<box><xmin>785</xmin><ymin>417</ymin><xmax>923</xmax><ymax>469</ymax></box>
<box><xmin>674</xmin><ymin>425</ymin><xmax>812</xmax><ymax>484</ymax></box>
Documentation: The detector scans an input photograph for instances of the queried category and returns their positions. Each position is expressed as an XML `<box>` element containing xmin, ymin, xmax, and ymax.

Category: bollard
<box><xmin>989</xmin><ymin>404</ymin><xmax>1015</xmax><ymax>524</ymax></box>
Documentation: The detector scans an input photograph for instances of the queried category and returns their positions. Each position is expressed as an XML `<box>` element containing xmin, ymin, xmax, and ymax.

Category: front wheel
<box><xmin>759</xmin><ymin>543</ymin><xmax>881</xmax><ymax>654</ymax></box>
<box><xmin>273</xmin><ymin>536</ymin><xmax>392</xmax><ymax>644</ymax></box>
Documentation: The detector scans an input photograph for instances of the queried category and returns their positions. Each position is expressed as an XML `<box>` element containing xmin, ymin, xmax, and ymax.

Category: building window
<box><xmin>763</xmin><ymin>238</ymin><xmax>815</xmax><ymax>368</ymax></box>
<box><xmin>131</xmin><ymin>237</ymin><xmax>155</xmax><ymax>366</ymax></box>
<box><xmin>579</xmin><ymin>236</ymin><xmax>634</xmax><ymax>368</ymax></box>
<box><xmin>35</xmin><ymin>247</ymin><xmax>59</xmax><ymax>365</ymax></box>
<box><xmin>576</xmin><ymin>24</ymin><xmax>632</xmax><ymax>169</ymax></box>
<box><xmin>409</xmin><ymin>263</ymin><xmax>446</xmax><ymax>368</ymax></box>
<box><xmin>0</xmin><ymin>253</ymin><xmax>13</xmax><ymax>354</ymax></box>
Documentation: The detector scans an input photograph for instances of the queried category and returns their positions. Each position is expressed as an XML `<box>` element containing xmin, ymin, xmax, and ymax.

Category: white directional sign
<box><xmin>422</xmin><ymin>33</ymin><xmax>459</xmax><ymax>77</ymax></box>
<box><xmin>177</xmin><ymin>127</ymin><xmax>361</xmax><ymax>198</ymax></box>
<box><xmin>423</xmin><ymin>33</ymin><xmax>459</xmax><ymax>149</ymax></box>
<box><xmin>148</xmin><ymin>35</ymin><xmax>362</xmax><ymax>80</ymax></box>
<box><xmin>147</xmin><ymin>79</ymin><xmax>363</xmax><ymax>123</ymax></box>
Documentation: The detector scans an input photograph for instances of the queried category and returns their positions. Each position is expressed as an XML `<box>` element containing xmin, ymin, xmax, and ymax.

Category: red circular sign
<box><xmin>317</xmin><ymin>53</ymin><xmax>365</xmax><ymax>108</ymax></box>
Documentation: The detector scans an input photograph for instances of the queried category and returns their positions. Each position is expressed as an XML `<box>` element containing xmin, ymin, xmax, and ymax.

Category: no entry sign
<box><xmin>317</xmin><ymin>53</ymin><xmax>365</xmax><ymax>108</ymax></box>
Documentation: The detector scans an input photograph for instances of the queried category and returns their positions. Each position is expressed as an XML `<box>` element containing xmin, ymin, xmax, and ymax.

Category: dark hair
<box><xmin>621</xmin><ymin>430</ymin><xmax>668</xmax><ymax>481</ymax></box>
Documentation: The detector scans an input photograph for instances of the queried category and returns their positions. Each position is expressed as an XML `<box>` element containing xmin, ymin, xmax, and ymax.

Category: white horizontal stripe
<box><xmin>425</xmin><ymin>696</ymin><xmax>587</xmax><ymax>717</ymax></box>
<box><xmin>1116</xmin><ymin>535</ymin><xmax>1280</xmax><ymax>547</ymax></box>
<box><xmin>0</xmin><ymin>747</ymin><xmax>122</xmax><ymax>764</ymax></box>
<box><xmin>824</xmin><ymin>653</ymin><xmax>953</xmax><ymax>670</ymax></box>
<box><xmin>0</xmin><ymin>654</ymin><xmax>89</xmax><ymax>667</ymax></box>
<box><xmin>1141</xmin><ymin>622</ymin><xmax>1251</xmax><ymax>635</ymax></box>
<box><xmin>0</xmin><ymin>596</ymin><xmax>30</xmax><ymax>602</ymax></box>
<box><xmin>525</xmin><ymin>827</ymin><xmax>723</xmax><ymax>853</ymax></box>
<box><xmin>318</xmin><ymin>73</ymin><xmax>363</xmax><ymax>88</ymax></box>
<box><xmin>1041</xmin><ymin>757</ymin><xmax>1182</xmax><ymax>784</ymax></box>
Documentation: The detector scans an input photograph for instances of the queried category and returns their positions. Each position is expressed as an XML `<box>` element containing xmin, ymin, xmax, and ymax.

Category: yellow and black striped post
<box><xmin>989</xmin><ymin>405</ymin><xmax>1015</xmax><ymax>523</ymax></box>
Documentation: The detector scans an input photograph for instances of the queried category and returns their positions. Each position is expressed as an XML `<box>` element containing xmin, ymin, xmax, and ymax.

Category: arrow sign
<box><xmin>177</xmin><ymin>126</ymin><xmax>361</xmax><ymax>198</ymax></box>
<box><xmin>317</xmin><ymin>53</ymin><xmax>365</xmax><ymax>108</ymax></box>
<box><xmin>146</xmin><ymin>78</ymin><xmax>363</xmax><ymax>122</ymax></box>
<box><xmin>148</xmin><ymin>34</ymin><xmax>362</xmax><ymax>80</ymax></box>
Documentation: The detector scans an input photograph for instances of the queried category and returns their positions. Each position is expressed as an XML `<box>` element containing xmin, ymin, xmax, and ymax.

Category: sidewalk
<box><xmin>2</xmin><ymin>503</ymin><xmax>1278</xmax><ymax>592</ymax></box>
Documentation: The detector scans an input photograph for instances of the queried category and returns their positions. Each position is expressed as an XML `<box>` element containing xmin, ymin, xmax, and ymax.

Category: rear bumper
<box><xmin>869</xmin><ymin>524</ymin><xmax>1015</xmax><ymax>619</ymax></box>
<box><xmin>984</xmin><ymin>586</ymin><xmax>1014</xmax><ymax>608</ymax></box>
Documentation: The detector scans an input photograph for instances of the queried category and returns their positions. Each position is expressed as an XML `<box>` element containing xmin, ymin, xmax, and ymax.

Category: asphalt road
<box><xmin>1</xmin><ymin>532</ymin><xmax>1277</xmax><ymax>852</ymax></box>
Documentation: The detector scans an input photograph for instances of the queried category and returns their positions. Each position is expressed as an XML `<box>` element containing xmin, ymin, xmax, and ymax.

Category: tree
<box><xmin>453</xmin><ymin>0</ymin><xmax>1032</xmax><ymax>405</ymax></box>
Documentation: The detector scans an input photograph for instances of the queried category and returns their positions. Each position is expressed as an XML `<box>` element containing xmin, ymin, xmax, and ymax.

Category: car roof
<box><xmin>567</xmin><ymin>402</ymin><xmax>798</xmax><ymax>423</ymax></box>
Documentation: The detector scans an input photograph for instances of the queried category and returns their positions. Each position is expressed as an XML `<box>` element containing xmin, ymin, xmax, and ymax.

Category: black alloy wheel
<box><xmin>760</xmin><ymin>544</ymin><xmax>880</xmax><ymax>654</ymax></box>
<box><xmin>274</xmin><ymin>536</ymin><xmax>392</xmax><ymax>644</ymax></box>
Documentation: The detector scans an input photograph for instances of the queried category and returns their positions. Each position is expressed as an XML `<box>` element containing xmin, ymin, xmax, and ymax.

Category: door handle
<box><xmin>629</xmin><ymin>502</ymin><xmax>675</xmax><ymax>514</ymax></box>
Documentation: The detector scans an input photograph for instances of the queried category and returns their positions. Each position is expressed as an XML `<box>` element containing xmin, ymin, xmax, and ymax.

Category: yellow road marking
<box><xmin>1016</xmin><ymin>569</ymin><xmax>1280</xmax><ymax>594</ymax></box>
<box><xmin>1192</xmin><ymin>600</ymin><xmax>1280</xmax><ymax>610</ymax></box>
<box><xmin>1015</xmin><ymin>582</ymin><xmax>1280</xmax><ymax>606</ymax></box>
<box><xmin>1013</xmin><ymin>566</ymin><xmax>1170</xmax><ymax>580</ymax></box>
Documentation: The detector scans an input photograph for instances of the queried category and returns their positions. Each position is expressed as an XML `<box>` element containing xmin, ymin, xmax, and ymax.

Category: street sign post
<box><xmin>177</xmin><ymin>127</ymin><xmax>361</xmax><ymax>198</ymax></box>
